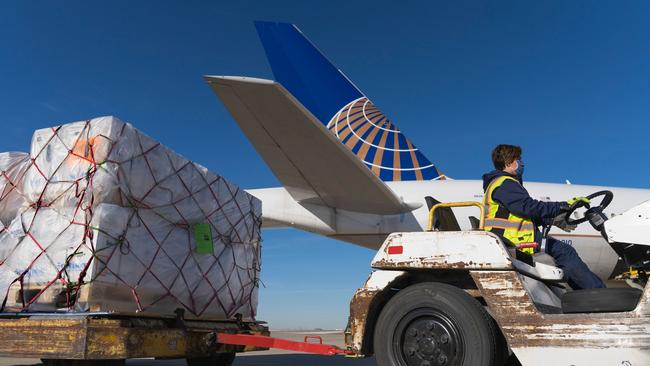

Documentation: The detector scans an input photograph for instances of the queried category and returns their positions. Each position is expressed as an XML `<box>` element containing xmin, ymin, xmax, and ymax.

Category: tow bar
<box><xmin>215</xmin><ymin>332</ymin><xmax>355</xmax><ymax>356</ymax></box>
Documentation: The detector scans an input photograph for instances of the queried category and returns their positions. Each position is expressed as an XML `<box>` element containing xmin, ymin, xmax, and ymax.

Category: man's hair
<box><xmin>492</xmin><ymin>144</ymin><xmax>522</xmax><ymax>170</ymax></box>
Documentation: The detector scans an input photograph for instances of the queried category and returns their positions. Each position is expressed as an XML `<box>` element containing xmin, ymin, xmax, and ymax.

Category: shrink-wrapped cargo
<box><xmin>23</xmin><ymin>116</ymin><xmax>235</xmax><ymax>218</ymax></box>
<box><xmin>2</xmin><ymin>204</ymin><xmax>259</xmax><ymax>318</ymax></box>
<box><xmin>0</xmin><ymin>152</ymin><xmax>30</xmax><ymax>226</ymax></box>
<box><xmin>0</xmin><ymin>117</ymin><xmax>261</xmax><ymax>319</ymax></box>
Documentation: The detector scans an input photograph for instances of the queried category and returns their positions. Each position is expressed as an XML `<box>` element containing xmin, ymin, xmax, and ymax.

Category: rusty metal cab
<box><xmin>344</xmin><ymin>201</ymin><xmax>650</xmax><ymax>366</ymax></box>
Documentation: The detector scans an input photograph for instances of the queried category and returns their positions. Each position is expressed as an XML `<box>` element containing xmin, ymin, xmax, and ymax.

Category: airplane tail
<box><xmin>254</xmin><ymin>21</ymin><xmax>444</xmax><ymax>182</ymax></box>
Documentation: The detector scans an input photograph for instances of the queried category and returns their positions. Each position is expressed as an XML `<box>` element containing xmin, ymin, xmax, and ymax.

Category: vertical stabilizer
<box><xmin>255</xmin><ymin>21</ymin><xmax>444</xmax><ymax>181</ymax></box>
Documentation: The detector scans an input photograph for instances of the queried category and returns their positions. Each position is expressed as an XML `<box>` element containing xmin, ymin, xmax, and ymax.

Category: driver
<box><xmin>482</xmin><ymin>144</ymin><xmax>605</xmax><ymax>290</ymax></box>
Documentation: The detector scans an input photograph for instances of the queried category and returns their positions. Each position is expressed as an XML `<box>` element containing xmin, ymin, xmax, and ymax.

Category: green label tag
<box><xmin>193</xmin><ymin>223</ymin><xmax>213</xmax><ymax>255</ymax></box>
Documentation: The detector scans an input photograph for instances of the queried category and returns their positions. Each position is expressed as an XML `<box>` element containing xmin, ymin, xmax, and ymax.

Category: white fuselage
<box><xmin>248</xmin><ymin>180</ymin><xmax>650</xmax><ymax>280</ymax></box>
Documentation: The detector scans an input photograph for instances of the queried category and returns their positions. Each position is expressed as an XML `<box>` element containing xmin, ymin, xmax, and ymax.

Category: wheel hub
<box><xmin>401</xmin><ymin>316</ymin><xmax>461</xmax><ymax>366</ymax></box>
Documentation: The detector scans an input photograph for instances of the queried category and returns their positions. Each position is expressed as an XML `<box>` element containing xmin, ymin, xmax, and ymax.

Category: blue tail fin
<box><xmin>254</xmin><ymin>21</ymin><xmax>443</xmax><ymax>181</ymax></box>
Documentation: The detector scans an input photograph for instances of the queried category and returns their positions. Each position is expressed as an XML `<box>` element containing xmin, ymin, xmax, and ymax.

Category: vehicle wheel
<box><xmin>41</xmin><ymin>360</ymin><xmax>125</xmax><ymax>366</ymax></box>
<box><xmin>186</xmin><ymin>352</ymin><xmax>236</xmax><ymax>366</ymax></box>
<box><xmin>373</xmin><ymin>282</ymin><xmax>497</xmax><ymax>366</ymax></box>
<box><xmin>492</xmin><ymin>317</ymin><xmax>509</xmax><ymax>366</ymax></box>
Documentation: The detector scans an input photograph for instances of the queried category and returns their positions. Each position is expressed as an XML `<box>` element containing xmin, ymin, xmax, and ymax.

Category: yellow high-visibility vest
<box><xmin>482</xmin><ymin>176</ymin><xmax>536</xmax><ymax>254</ymax></box>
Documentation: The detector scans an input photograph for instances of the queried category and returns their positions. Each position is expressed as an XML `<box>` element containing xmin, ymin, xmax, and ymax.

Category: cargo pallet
<box><xmin>0</xmin><ymin>311</ymin><xmax>269</xmax><ymax>366</ymax></box>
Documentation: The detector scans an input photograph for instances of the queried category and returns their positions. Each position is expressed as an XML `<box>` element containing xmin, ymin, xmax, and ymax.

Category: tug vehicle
<box><xmin>344</xmin><ymin>191</ymin><xmax>649</xmax><ymax>365</ymax></box>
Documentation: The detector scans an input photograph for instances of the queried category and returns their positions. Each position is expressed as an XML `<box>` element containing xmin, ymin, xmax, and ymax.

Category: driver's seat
<box><xmin>424</xmin><ymin>196</ymin><xmax>461</xmax><ymax>231</ymax></box>
<box><xmin>562</xmin><ymin>287</ymin><xmax>643</xmax><ymax>313</ymax></box>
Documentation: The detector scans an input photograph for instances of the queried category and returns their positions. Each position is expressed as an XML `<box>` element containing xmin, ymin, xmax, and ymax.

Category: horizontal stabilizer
<box><xmin>205</xmin><ymin>76</ymin><xmax>414</xmax><ymax>214</ymax></box>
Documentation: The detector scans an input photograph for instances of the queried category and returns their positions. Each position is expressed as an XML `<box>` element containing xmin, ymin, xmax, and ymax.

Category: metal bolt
<box><xmin>409</xmin><ymin>328</ymin><xmax>419</xmax><ymax>337</ymax></box>
<box><xmin>440</xmin><ymin>333</ymin><xmax>449</xmax><ymax>344</ymax></box>
<box><xmin>407</xmin><ymin>348</ymin><xmax>416</xmax><ymax>356</ymax></box>
<box><xmin>438</xmin><ymin>354</ymin><xmax>447</xmax><ymax>365</ymax></box>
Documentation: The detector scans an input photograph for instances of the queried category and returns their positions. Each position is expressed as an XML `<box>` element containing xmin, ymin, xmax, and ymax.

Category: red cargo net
<box><xmin>0</xmin><ymin>119</ymin><xmax>262</xmax><ymax>318</ymax></box>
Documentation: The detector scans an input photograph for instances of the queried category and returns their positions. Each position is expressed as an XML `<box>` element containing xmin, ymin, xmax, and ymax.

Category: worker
<box><xmin>482</xmin><ymin>144</ymin><xmax>605</xmax><ymax>290</ymax></box>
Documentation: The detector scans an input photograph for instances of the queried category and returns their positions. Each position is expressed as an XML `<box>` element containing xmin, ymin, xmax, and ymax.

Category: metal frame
<box><xmin>0</xmin><ymin>313</ymin><xmax>269</xmax><ymax>360</ymax></box>
<box><xmin>427</xmin><ymin>201</ymin><xmax>484</xmax><ymax>231</ymax></box>
<box><xmin>216</xmin><ymin>333</ymin><xmax>352</xmax><ymax>356</ymax></box>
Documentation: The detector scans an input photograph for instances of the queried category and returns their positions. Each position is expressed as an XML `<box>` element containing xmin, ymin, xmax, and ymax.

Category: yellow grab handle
<box><xmin>427</xmin><ymin>201</ymin><xmax>485</xmax><ymax>231</ymax></box>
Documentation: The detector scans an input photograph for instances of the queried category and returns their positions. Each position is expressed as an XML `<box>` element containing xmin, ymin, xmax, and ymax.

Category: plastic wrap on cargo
<box><xmin>23</xmin><ymin>116</ymin><xmax>216</xmax><ymax>213</ymax></box>
<box><xmin>0</xmin><ymin>117</ymin><xmax>262</xmax><ymax>319</ymax></box>
<box><xmin>0</xmin><ymin>152</ymin><xmax>30</xmax><ymax>227</ymax></box>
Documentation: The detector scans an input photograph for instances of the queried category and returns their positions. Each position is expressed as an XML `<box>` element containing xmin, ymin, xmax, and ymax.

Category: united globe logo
<box><xmin>326</xmin><ymin>97</ymin><xmax>442</xmax><ymax>181</ymax></box>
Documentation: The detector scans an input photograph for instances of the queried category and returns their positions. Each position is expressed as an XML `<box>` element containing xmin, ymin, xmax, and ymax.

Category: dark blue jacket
<box><xmin>482</xmin><ymin>170</ymin><xmax>569</xmax><ymax>228</ymax></box>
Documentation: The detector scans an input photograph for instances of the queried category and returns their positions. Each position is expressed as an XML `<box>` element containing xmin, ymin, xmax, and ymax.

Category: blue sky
<box><xmin>1</xmin><ymin>1</ymin><xmax>649</xmax><ymax>329</ymax></box>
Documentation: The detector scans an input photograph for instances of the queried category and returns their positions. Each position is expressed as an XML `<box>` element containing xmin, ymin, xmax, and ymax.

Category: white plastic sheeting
<box><xmin>0</xmin><ymin>152</ymin><xmax>30</xmax><ymax>227</ymax></box>
<box><xmin>0</xmin><ymin>117</ymin><xmax>261</xmax><ymax>319</ymax></box>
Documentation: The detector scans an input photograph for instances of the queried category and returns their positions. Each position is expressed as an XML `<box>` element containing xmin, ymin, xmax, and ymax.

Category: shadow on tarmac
<box><xmin>232</xmin><ymin>355</ymin><xmax>377</xmax><ymax>366</ymax></box>
<box><xmin>125</xmin><ymin>355</ymin><xmax>377</xmax><ymax>366</ymax></box>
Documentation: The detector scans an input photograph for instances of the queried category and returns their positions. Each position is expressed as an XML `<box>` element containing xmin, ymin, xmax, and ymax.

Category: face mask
<box><xmin>515</xmin><ymin>160</ymin><xmax>525</xmax><ymax>177</ymax></box>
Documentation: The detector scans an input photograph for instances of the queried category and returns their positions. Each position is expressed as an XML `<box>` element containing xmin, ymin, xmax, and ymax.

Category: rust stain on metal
<box><xmin>0</xmin><ymin>318</ymin><xmax>88</xmax><ymax>358</ymax></box>
<box><xmin>346</xmin><ymin>288</ymin><xmax>379</xmax><ymax>354</ymax></box>
<box><xmin>0</xmin><ymin>316</ymin><xmax>269</xmax><ymax>359</ymax></box>
<box><xmin>373</xmin><ymin>257</ymin><xmax>496</xmax><ymax>270</ymax></box>
<box><xmin>471</xmin><ymin>271</ymin><xmax>650</xmax><ymax>349</ymax></box>
<box><xmin>464</xmin><ymin>289</ymin><xmax>482</xmax><ymax>298</ymax></box>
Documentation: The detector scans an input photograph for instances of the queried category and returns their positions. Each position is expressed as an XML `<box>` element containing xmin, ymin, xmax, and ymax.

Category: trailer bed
<box><xmin>0</xmin><ymin>312</ymin><xmax>268</xmax><ymax>361</ymax></box>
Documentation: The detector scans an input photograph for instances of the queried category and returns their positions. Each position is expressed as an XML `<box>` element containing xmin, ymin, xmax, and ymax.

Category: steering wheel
<box><xmin>565</xmin><ymin>190</ymin><xmax>613</xmax><ymax>225</ymax></box>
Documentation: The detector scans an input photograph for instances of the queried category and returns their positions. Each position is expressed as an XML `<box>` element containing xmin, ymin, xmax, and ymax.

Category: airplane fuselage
<box><xmin>248</xmin><ymin>180</ymin><xmax>650</xmax><ymax>280</ymax></box>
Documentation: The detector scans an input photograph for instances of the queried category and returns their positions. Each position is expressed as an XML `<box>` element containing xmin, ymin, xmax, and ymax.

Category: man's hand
<box><xmin>567</xmin><ymin>196</ymin><xmax>590</xmax><ymax>206</ymax></box>
<box><xmin>553</xmin><ymin>213</ymin><xmax>578</xmax><ymax>232</ymax></box>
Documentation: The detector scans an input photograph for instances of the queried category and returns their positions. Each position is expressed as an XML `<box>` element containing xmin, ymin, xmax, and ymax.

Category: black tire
<box><xmin>186</xmin><ymin>352</ymin><xmax>236</xmax><ymax>366</ymax></box>
<box><xmin>374</xmin><ymin>282</ymin><xmax>497</xmax><ymax>366</ymax></box>
<box><xmin>491</xmin><ymin>317</ymin><xmax>509</xmax><ymax>366</ymax></box>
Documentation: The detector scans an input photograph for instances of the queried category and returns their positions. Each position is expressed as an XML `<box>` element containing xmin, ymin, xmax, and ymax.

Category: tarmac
<box><xmin>0</xmin><ymin>331</ymin><xmax>377</xmax><ymax>366</ymax></box>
